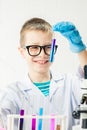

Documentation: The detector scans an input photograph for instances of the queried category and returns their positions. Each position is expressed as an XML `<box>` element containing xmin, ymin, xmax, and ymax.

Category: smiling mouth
<box><xmin>35</xmin><ymin>60</ymin><xmax>49</xmax><ymax>64</ymax></box>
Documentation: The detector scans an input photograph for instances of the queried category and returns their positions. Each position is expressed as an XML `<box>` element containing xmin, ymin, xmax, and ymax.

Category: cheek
<box><xmin>26</xmin><ymin>57</ymin><xmax>36</xmax><ymax>68</ymax></box>
<box><xmin>27</xmin><ymin>57</ymin><xmax>32</xmax><ymax>64</ymax></box>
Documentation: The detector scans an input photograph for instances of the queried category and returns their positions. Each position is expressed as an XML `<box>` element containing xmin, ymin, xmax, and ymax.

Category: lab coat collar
<box><xmin>49</xmin><ymin>72</ymin><xmax>65</xmax><ymax>98</ymax></box>
<box><xmin>51</xmin><ymin>71</ymin><xmax>65</xmax><ymax>81</ymax></box>
<box><xmin>19</xmin><ymin>73</ymin><xmax>33</xmax><ymax>91</ymax></box>
<box><xmin>20</xmin><ymin>71</ymin><xmax>65</xmax><ymax>92</ymax></box>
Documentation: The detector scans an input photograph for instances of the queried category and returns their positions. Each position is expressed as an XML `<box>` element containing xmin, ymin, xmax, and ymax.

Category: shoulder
<box><xmin>0</xmin><ymin>81</ymin><xmax>20</xmax><ymax>99</ymax></box>
<box><xmin>0</xmin><ymin>74</ymin><xmax>33</xmax><ymax>100</ymax></box>
<box><xmin>51</xmin><ymin>70</ymin><xmax>79</xmax><ymax>81</ymax></box>
<box><xmin>51</xmin><ymin>71</ymin><xmax>81</xmax><ymax>89</ymax></box>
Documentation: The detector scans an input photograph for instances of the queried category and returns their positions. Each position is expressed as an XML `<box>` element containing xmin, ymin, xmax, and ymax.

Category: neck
<box><xmin>28</xmin><ymin>71</ymin><xmax>51</xmax><ymax>83</ymax></box>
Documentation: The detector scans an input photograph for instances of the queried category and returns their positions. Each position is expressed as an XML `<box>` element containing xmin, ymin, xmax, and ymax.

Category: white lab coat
<box><xmin>0</xmin><ymin>70</ymin><xmax>82</xmax><ymax>130</ymax></box>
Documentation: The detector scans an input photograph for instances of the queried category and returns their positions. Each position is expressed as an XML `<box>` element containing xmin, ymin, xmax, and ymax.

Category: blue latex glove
<box><xmin>53</xmin><ymin>21</ymin><xmax>86</xmax><ymax>53</ymax></box>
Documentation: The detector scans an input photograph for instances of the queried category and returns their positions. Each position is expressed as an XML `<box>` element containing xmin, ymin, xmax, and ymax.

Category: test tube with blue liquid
<box><xmin>38</xmin><ymin>107</ymin><xmax>43</xmax><ymax>130</ymax></box>
<box><xmin>50</xmin><ymin>39</ymin><xmax>56</xmax><ymax>62</ymax></box>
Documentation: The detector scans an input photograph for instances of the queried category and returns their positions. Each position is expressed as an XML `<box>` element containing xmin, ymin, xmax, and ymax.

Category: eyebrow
<box><xmin>25</xmin><ymin>43</ymin><xmax>52</xmax><ymax>47</ymax></box>
<box><xmin>25</xmin><ymin>41</ymin><xmax>52</xmax><ymax>46</ymax></box>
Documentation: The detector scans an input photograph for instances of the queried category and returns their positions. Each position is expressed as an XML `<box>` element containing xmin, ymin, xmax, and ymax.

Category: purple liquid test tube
<box><xmin>19</xmin><ymin>109</ymin><xmax>24</xmax><ymax>130</ymax></box>
<box><xmin>50</xmin><ymin>115</ymin><xmax>55</xmax><ymax>130</ymax></box>
<box><xmin>32</xmin><ymin>115</ymin><xmax>36</xmax><ymax>130</ymax></box>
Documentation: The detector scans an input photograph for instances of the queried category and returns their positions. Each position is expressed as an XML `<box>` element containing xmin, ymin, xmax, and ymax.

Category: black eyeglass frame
<box><xmin>24</xmin><ymin>44</ymin><xmax>58</xmax><ymax>56</ymax></box>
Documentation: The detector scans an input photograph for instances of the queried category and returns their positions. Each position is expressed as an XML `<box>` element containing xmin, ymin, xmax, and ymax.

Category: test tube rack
<box><xmin>7</xmin><ymin>114</ymin><xmax>66</xmax><ymax>130</ymax></box>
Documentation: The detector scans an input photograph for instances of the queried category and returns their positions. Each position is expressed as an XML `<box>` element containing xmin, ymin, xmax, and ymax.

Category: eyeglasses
<box><xmin>24</xmin><ymin>44</ymin><xmax>58</xmax><ymax>56</ymax></box>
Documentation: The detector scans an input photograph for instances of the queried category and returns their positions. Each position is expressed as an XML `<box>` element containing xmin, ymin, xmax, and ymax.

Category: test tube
<box><xmin>50</xmin><ymin>115</ymin><xmax>55</xmax><ymax>130</ymax></box>
<box><xmin>32</xmin><ymin>115</ymin><xmax>36</xmax><ymax>130</ymax></box>
<box><xmin>19</xmin><ymin>109</ymin><xmax>24</xmax><ymax>130</ymax></box>
<box><xmin>50</xmin><ymin>39</ymin><xmax>56</xmax><ymax>62</ymax></box>
<box><xmin>37</xmin><ymin>108</ymin><xmax>43</xmax><ymax>130</ymax></box>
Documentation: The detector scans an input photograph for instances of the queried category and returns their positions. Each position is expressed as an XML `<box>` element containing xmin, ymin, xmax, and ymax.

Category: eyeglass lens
<box><xmin>26</xmin><ymin>45</ymin><xmax>58</xmax><ymax>56</ymax></box>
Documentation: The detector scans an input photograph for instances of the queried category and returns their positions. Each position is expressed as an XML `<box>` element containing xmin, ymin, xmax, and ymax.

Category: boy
<box><xmin>0</xmin><ymin>17</ymin><xmax>87</xmax><ymax>130</ymax></box>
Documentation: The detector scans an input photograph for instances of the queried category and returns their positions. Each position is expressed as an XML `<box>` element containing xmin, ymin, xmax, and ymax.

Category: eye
<box><xmin>46</xmin><ymin>45</ymin><xmax>51</xmax><ymax>49</ymax></box>
<box><xmin>30</xmin><ymin>45</ymin><xmax>39</xmax><ymax>50</ymax></box>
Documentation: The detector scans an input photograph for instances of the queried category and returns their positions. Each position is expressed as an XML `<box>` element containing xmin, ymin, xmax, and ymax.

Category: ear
<box><xmin>18</xmin><ymin>47</ymin><xmax>26</xmax><ymax>58</ymax></box>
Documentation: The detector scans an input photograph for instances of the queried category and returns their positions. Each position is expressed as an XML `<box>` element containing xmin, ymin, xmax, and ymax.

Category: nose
<box><xmin>39</xmin><ymin>48</ymin><xmax>46</xmax><ymax>56</ymax></box>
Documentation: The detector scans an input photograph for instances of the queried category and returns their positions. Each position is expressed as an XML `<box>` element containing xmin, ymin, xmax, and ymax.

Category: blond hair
<box><xmin>20</xmin><ymin>17</ymin><xmax>53</xmax><ymax>47</ymax></box>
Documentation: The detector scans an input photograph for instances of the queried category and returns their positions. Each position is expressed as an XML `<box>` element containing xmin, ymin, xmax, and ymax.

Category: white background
<box><xmin>0</xmin><ymin>0</ymin><xmax>87</xmax><ymax>87</ymax></box>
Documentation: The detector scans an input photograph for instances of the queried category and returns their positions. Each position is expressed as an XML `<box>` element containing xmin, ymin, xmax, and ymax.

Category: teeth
<box><xmin>38</xmin><ymin>61</ymin><xmax>47</xmax><ymax>64</ymax></box>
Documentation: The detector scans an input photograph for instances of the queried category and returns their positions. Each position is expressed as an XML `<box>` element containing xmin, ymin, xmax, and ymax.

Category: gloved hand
<box><xmin>52</xmin><ymin>21</ymin><xmax>86</xmax><ymax>53</ymax></box>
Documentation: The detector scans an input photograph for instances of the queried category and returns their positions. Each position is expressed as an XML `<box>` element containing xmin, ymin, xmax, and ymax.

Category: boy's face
<box><xmin>20</xmin><ymin>30</ymin><xmax>53</xmax><ymax>74</ymax></box>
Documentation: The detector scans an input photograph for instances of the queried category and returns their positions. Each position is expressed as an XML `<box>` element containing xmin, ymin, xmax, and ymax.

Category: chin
<box><xmin>36</xmin><ymin>68</ymin><xmax>49</xmax><ymax>74</ymax></box>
